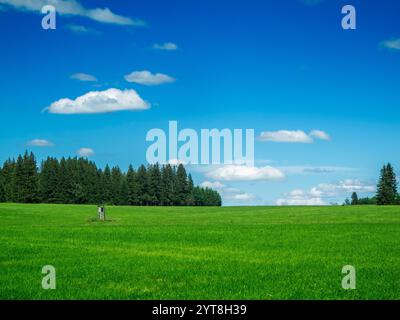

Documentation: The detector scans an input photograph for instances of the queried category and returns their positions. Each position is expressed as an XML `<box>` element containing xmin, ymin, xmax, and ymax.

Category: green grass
<box><xmin>0</xmin><ymin>203</ymin><xmax>399</xmax><ymax>300</ymax></box>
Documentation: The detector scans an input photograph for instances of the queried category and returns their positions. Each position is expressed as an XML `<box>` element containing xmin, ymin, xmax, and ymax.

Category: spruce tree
<box><xmin>376</xmin><ymin>163</ymin><xmax>398</xmax><ymax>205</ymax></box>
<box><xmin>175</xmin><ymin>164</ymin><xmax>188</xmax><ymax>205</ymax></box>
<box><xmin>0</xmin><ymin>167</ymin><xmax>5</xmax><ymax>202</ymax></box>
<box><xmin>39</xmin><ymin>157</ymin><xmax>60</xmax><ymax>203</ymax></box>
<box><xmin>126</xmin><ymin>165</ymin><xmax>138</xmax><ymax>205</ymax></box>
<box><xmin>161</xmin><ymin>164</ymin><xmax>175</xmax><ymax>206</ymax></box>
<box><xmin>148</xmin><ymin>164</ymin><xmax>162</xmax><ymax>205</ymax></box>
<box><xmin>351</xmin><ymin>192</ymin><xmax>358</xmax><ymax>205</ymax></box>
<box><xmin>1</xmin><ymin>159</ymin><xmax>15</xmax><ymax>202</ymax></box>
<box><xmin>136</xmin><ymin>165</ymin><xmax>149</xmax><ymax>205</ymax></box>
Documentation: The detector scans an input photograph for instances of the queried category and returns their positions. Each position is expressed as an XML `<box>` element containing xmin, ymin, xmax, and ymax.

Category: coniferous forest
<box><xmin>0</xmin><ymin>151</ymin><xmax>222</xmax><ymax>206</ymax></box>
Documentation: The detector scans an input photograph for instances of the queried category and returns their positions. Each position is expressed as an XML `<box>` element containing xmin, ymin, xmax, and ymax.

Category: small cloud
<box><xmin>0</xmin><ymin>0</ymin><xmax>145</xmax><ymax>26</ymax></box>
<box><xmin>259</xmin><ymin>129</ymin><xmax>330</xmax><ymax>143</ymax></box>
<box><xmin>28</xmin><ymin>139</ymin><xmax>54</xmax><ymax>147</ymax></box>
<box><xmin>168</xmin><ymin>158</ymin><xmax>186</xmax><ymax>166</ymax></box>
<box><xmin>201</xmin><ymin>180</ymin><xmax>256</xmax><ymax>203</ymax></box>
<box><xmin>309</xmin><ymin>130</ymin><xmax>330</xmax><ymax>141</ymax></box>
<box><xmin>279</xmin><ymin>166</ymin><xmax>353</xmax><ymax>175</ymax></box>
<box><xmin>70</xmin><ymin>73</ymin><xmax>98</xmax><ymax>82</ymax></box>
<box><xmin>153</xmin><ymin>42</ymin><xmax>178</xmax><ymax>51</ymax></box>
<box><xmin>124</xmin><ymin>70</ymin><xmax>176</xmax><ymax>86</ymax></box>
<box><xmin>259</xmin><ymin>130</ymin><xmax>312</xmax><ymax>143</ymax></box>
<box><xmin>65</xmin><ymin>24</ymin><xmax>100</xmax><ymax>35</ymax></box>
<box><xmin>276</xmin><ymin>197</ymin><xmax>326</xmax><ymax>206</ymax></box>
<box><xmin>77</xmin><ymin>147</ymin><xmax>94</xmax><ymax>157</ymax></box>
<box><xmin>381</xmin><ymin>38</ymin><xmax>400</xmax><ymax>51</ymax></box>
<box><xmin>45</xmin><ymin>88</ymin><xmax>150</xmax><ymax>114</ymax></box>
<box><xmin>200</xmin><ymin>181</ymin><xmax>225</xmax><ymax>189</ymax></box>
<box><xmin>206</xmin><ymin>165</ymin><xmax>285</xmax><ymax>181</ymax></box>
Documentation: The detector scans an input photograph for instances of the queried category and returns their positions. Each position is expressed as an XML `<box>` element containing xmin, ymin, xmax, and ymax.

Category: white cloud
<box><xmin>201</xmin><ymin>180</ymin><xmax>255</xmax><ymax>203</ymax></box>
<box><xmin>309</xmin><ymin>130</ymin><xmax>330</xmax><ymax>141</ymax></box>
<box><xmin>153</xmin><ymin>42</ymin><xmax>178</xmax><ymax>51</ymax></box>
<box><xmin>227</xmin><ymin>192</ymin><xmax>255</xmax><ymax>201</ymax></box>
<box><xmin>259</xmin><ymin>129</ymin><xmax>330</xmax><ymax>143</ymax></box>
<box><xmin>124</xmin><ymin>70</ymin><xmax>176</xmax><ymax>86</ymax></box>
<box><xmin>28</xmin><ymin>139</ymin><xmax>54</xmax><ymax>147</ymax></box>
<box><xmin>168</xmin><ymin>158</ymin><xmax>186</xmax><ymax>166</ymax></box>
<box><xmin>206</xmin><ymin>165</ymin><xmax>285</xmax><ymax>181</ymax></box>
<box><xmin>77</xmin><ymin>147</ymin><xmax>94</xmax><ymax>157</ymax></box>
<box><xmin>200</xmin><ymin>181</ymin><xmax>226</xmax><ymax>189</ymax></box>
<box><xmin>259</xmin><ymin>130</ymin><xmax>312</xmax><ymax>143</ymax></box>
<box><xmin>279</xmin><ymin>165</ymin><xmax>353</xmax><ymax>175</ymax></box>
<box><xmin>45</xmin><ymin>88</ymin><xmax>150</xmax><ymax>114</ymax></box>
<box><xmin>0</xmin><ymin>0</ymin><xmax>145</xmax><ymax>26</ymax></box>
<box><xmin>276</xmin><ymin>197</ymin><xmax>326</xmax><ymax>206</ymax></box>
<box><xmin>70</xmin><ymin>72</ymin><xmax>98</xmax><ymax>82</ymax></box>
<box><xmin>381</xmin><ymin>38</ymin><xmax>400</xmax><ymax>50</ymax></box>
<box><xmin>311</xmin><ymin>179</ymin><xmax>375</xmax><ymax>196</ymax></box>
<box><xmin>66</xmin><ymin>24</ymin><xmax>100</xmax><ymax>35</ymax></box>
<box><xmin>276</xmin><ymin>179</ymin><xmax>375</xmax><ymax>206</ymax></box>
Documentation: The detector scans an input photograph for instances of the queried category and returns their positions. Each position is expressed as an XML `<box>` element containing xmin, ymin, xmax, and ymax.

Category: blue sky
<box><xmin>0</xmin><ymin>0</ymin><xmax>399</xmax><ymax>205</ymax></box>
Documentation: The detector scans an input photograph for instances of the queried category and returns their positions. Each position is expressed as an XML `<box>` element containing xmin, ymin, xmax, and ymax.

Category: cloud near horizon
<box><xmin>259</xmin><ymin>129</ymin><xmax>330</xmax><ymax>143</ymax></box>
<box><xmin>201</xmin><ymin>180</ymin><xmax>256</xmax><ymax>202</ymax></box>
<box><xmin>46</xmin><ymin>88</ymin><xmax>150</xmax><ymax>114</ymax></box>
<box><xmin>205</xmin><ymin>165</ymin><xmax>285</xmax><ymax>181</ymax></box>
<box><xmin>0</xmin><ymin>0</ymin><xmax>145</xmax><ymax>26</ymax></box>
<box><xmin>77</xmin><ymin>147</ymin><xmax>94</xmax><ymax>157</ymax></box>
<box><xmin>276</xmin><ymin>179</ymin><xmax>375</xmax><ymax>206</ymax></box>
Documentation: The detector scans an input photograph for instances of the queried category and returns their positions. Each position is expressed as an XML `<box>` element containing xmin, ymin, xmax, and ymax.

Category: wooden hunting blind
<box><xmin>98</xmin><ymin>206</ymin><xmax>105</xmax><ymax>221</ymax></box>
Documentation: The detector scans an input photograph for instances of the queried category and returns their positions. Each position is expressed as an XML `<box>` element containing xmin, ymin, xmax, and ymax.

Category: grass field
<box><xmin>0</xmin><ymin>203</ymin><xmax>399</xmax><ymax>300</ymax></box>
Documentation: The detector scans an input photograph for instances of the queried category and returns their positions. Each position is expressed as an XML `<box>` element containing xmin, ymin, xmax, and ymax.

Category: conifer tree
<box><xmin>175</xmin><ymin>164</ymin><xmax>188</xmax><ymax>205</ymax></box>
<box><xmin>148</xmin><ymin>164</ymin><xmax>162</xmax><ymax>205</ymax></box>
<box><xmin>376</xmin><ymin>163</ymin><xmax>398</xmax><ymax>205</ymax></box>
<box><xmin>0</xmin><ymin>167</ymin><xmax>5</xmax><ymax>202</ymax></box>
<box><xmin>136</xmin><ymin>165</ymin><xmax>149</xmax><ymax>205</ymax></box>
<box><xmin>126</xmin><ymin>165</ymin><xmax>138</xmax><ymax>205</ymax></box>
<box><xmin>351</xmin><ymin>192</ymin><xmax>358</xmax><ymax>205</ymax></box>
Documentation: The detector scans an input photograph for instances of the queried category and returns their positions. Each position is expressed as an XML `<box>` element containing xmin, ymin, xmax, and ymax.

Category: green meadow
<box><xmin>0</xmin><ymin>203</ymin><xmax>399</xmax><ymax>300</ymax></box>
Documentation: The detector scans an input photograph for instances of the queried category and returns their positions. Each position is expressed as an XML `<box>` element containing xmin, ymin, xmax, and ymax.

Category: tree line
<box><xmin>345</xmin><ymin>163</ymin><xmax>399</xmax><ymax>206</ymax></box>
<box><xmin>0</xmin><ymin>151</ymin><xmax>222</xmax><ymax>206</ymax></box>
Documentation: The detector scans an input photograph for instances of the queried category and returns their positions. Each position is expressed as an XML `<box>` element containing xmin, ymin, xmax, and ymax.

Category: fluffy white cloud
<box><xmin>276</xmin><ymin>197</ymin><xmax>326</xmax><ymax>206</ymax></box>
<box><xmin>153</xmin><ymin>42</ymin><xmax>178</xmax><ymax>51</ymax></box>
<box><xmin>0</xmin><ymin>0</ymin><xmax>144</xmax><ymax>26</ymax></box>
<box><xmin>227</xmin><ymin>192</ymin><xmax>255</xmax><ymax>201</ymax></box>
<box><xmin>311</xmin><ymin>179</ymin><xmax>375</xmax><ymax>196</ymax></box>
<box><xmin>276</xmin><ymin>179</ymin><xmax>375</xmax><ymax>206</ymax></box>
<box><xmin>70</xmin><ymin>72</ymin><xmax>97</xmax><ymax>82</ymax></box>
<box><xmin>206</xmin><ymin>165</ymin><xmax>284</xmax><ymax>181</ymax></box>
<box><xmin>309</xmin><ymin>130</ymin><xmax>331</xmax><ymax>141</ymax></box>
<box><xmin>381</xmin><ymin>38</ymin><xmax>400</xmax><ymax>50</ymax></box>
<box><xmin>201</xmin><ymin>180</ymin><xmax>255</xmax><ymax>203</ymax></box>
<box><xmin>28</xmin><ymin>139</ymin><xmax>54</xmax><ymax>147</ymax></box>
<box><xmin>200</xmin><ymin>181</ymin><xmax>225</xmax><ymax>189</ymax></box>
<box><xmin>46</xmin><ymin>88</ymin><xmax>150</xmax><ymax>114</ymax></box>
<box><xmin>77</xmin><ymin>147</ymin><xmax>94</xmax><ymax>157</ymax></box>
<box><xmin>66</xmin><ymin>25</ymin><xmax>100</xmax><ymax>35</ymax></box>
<box><xmin>259</xmin><ymin>129</ymin><xmax>331</xmax><ymax>143</ymax></box>
<box><xmin>259</xmin><ymin>130</ymin><xmax>312</xmax><ymax>143</ymax></box>
<box><xmin>124</xmin><ymin>70</ymin><xmax>176</xmax><ymax>86</ymax></box>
